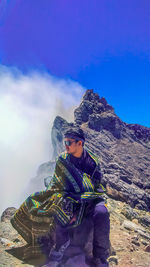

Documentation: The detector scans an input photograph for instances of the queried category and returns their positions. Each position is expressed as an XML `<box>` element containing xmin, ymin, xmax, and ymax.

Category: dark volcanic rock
<box><xmin>88</xmin><ymin>112</ymin><xmax>122</xmax><ymax>138</ymax></box>
<box><xmin>74</xmin><ymin>100</ymin><xmax>94</xmax><ymax>125</ymax></box>
<box><xmin>126</xmin><ymin>123</ymin><xmax>150</xmax><ymax>143</ymax></box>
<box><xmin>74</xmin><ymin>89</ymin><xmax>114</xmax><ymax>125</ymax></box>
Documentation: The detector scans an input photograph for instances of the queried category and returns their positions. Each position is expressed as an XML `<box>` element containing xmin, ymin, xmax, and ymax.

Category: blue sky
<box><xmin>0</xmin><ymin>0</ymin><xmax>150</xmax><ymax>213</ymax></box>
<box><xmin>0</xmin><ymin>0</ymin><xmax>150</xmax><ymax>127</ymax></box>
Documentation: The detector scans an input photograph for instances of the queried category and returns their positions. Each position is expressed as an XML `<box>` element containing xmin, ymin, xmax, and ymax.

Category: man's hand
<box><xmin>69</xmin><ymin>214</ymin><xmax>77</xmax><ymax>224</ymax></box>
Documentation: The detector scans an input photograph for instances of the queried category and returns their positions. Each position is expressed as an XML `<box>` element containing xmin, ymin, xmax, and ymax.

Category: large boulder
<box><xmin>1</xmin><ymin>207</ymin><xmax>16</xmax><ymax>222</ymax></box>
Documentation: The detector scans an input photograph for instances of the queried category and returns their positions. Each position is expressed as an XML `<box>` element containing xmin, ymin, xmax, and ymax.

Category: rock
<box><xmin>137</xmin><ymin>229</ymin><xmax>150</xmax><ymax>241</ymax></box>
<box><xmin>1</xmin><ymin>207</ymin><xmax>16</xmax><ymax>222</ymax></box>
<box><xmin>74</xmin><ymin>100</ymin><xmax>94</xmax><ymax>125</ymax></box>
<box><xmin>126</xmin><ymin>124</ymin><xmax>150</xmax><ymax>143</ymax></box>
<box><xmin>109</xmin><ymin>243</ymin><xmax>116</xmax><ymax>256</ymax></box>
<box><xmin>141</xmin><ymin>239</ymin><xmax>149</xmax><ymax>246</ymax></box>
<box><xmin>122</xmin><ymin>220</ymin><xmax>145</xmax><ymax>232</ymax></box>
<box><xmin>121</xmin><ymin>206</ymin><xmax>138</xmax><ymax>221</ymax></box>
<box><xmin>74</xmin><ymin>89</ymin><xmax>114</xmax><ymax>126</ymax></box>
<box><xmin>0</xmin><ymin>220</ymin><xmax>25</xmax><ymax>244</ymax></box>
<box><xmin>120</xmin><ymin>175</ymin><xmax>132</xmax><ymax>184</ymax></box>
<box><xmin>138</xmin><ymin>215</ymin><xmax>150</xmax><ymax>229</ymax></box>
<box><xmin>44</xmin><ymin>175</ymin><xmax>53</xmax><ymax>188</ymax></box>
<box><xmin>51</xmin><ymin>116</ymin><xmax>70</xmax><ymax>159</ymax></box>
<box><xmin>145</xmin><ymin>245</ymin><xmax>150</xmax><ymax>252</ymax></box>
<box><xmin>132</xmin><ymin>219</ymin><xmax>139</xmax><ymax>224</ymax></box>
<box><xmin>108</xmin><ymin>255</ymin><xmax>118</xmax><ymax>265</ymax></box>
<box><xmin>83</xmin><ymin>89</ymin><xmax>99</xmax><ymax>102</ymax></box>
<box><xmin>0</xmin><ymin>237</ymin><xmax>15</xmax><ymax>247</ymax></box>
<box><xmin>88</xmin><ymin>112</ymin><xmax>122</xmax><ymax>139</ymax></box>
<box><xmin>131</xmin><ymin>238</ymin><xmax>140</xmax><ymax>246</ymax></box>
<box><xmin>106</xmin><ymin>184</ymin><xmax>126</xmax><ymax>202</ymax></box>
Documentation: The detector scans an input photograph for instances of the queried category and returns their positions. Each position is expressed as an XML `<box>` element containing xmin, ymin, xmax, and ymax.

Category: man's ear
<box><xmin>78</xmin><ymin>140</ymin><xmax>82</xmax><ymax>146</ymax></box>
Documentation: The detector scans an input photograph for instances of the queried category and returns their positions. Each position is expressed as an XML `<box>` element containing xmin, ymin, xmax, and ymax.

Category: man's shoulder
<box><xmin>57</xmin><ymin>151</ymin><xmax>69</xmax><ymax>161</ymax></box>
<box><xmin>85</xmin><ymin>147</ymin><xmax>99</xmax><ymax>166</ymax></box>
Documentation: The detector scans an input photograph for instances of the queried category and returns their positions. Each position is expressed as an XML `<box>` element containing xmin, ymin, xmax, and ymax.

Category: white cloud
<box><xmin>0</xmin><ymin>65</ymin><xmax>85</xmax><ymax>214</ymax></box>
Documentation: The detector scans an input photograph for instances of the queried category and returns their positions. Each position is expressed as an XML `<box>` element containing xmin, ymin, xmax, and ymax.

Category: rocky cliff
<box><xmin>51</xmin><ymin>89</ymin><xmax>150</xmax><ymax>212</ymax></box>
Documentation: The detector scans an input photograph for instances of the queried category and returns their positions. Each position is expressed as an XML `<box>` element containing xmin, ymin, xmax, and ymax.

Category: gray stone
<box><xmin>108</xmin><ymin>255</ymin><xmax>118</xmax><ymax>265</ymax></box>
<box><xmin>131</xmin><ymin>239</ymin><xmax>140</xmax><ymax>246</ymax></box>
<box><xmin>1</xmin><ymin>207</ymin><xmax>16</xmax><ymax>222</ymax></box>
<box><xmin>121</xmin><ymin>206</ymin><xmax>138</xmax><ymax>221</ymax></box>
<box><xmin>138</xmin><ymin>215</ymin><xmax>150</xmax><ymax>229</ymax></box>
<box><xmin>122</xmin><ymin>220</ymin><xmax>145</xmax><ymax>232</ymax></box>
<box><xmin>137</xmin><ymin>230</ymin><xmax>150</xmax><ymax>240</ymax></box>
<box><xmin>44</xmin><ymin>176</ymin><xmax>53</xmax><ymax>188</ymax></box>
<box><xmin>140</xmin><ymin>239</ymin><xmax>149</xmax><ymax>246</ymax></box>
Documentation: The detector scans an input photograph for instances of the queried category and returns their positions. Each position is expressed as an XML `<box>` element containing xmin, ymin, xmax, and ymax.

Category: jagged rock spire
<box><xmin>74</xmin><ymin>89</ymin><xmax>114</xmax><ymax>125</ymax></box>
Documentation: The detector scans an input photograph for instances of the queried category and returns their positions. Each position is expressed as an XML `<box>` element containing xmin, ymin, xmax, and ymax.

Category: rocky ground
<box><xmin>0</xmin><ymin>198</ymin><xmax>150</xmax><ymax>267</ymax></box>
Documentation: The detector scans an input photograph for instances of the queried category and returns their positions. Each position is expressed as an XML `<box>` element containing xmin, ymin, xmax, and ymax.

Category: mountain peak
<box><xmin>50</xmin><ymin>89</ymin><xmax>150</xmax><ymax>212</ymax></box>
<box><xmin>74</xmin><ymin>89</ymin><xmax>114</xmax><ymax>126</ymax></box>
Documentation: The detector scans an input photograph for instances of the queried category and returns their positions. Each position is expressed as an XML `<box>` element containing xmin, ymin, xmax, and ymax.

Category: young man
<box><xmin>11</xmin><ymin>127</ymin><xmax>110</xmax><ymax>267</ymax></box>
<box><xmin>44</xmin><ymin>127</ymin><xmax>110</xmax><ymax>267</ymax></box>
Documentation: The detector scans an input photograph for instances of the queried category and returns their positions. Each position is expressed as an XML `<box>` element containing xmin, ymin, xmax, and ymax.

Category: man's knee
<box><xmin>93</xmin><ymin>203</ymin><xmax>109</xmax><ymax>219</ymax></box>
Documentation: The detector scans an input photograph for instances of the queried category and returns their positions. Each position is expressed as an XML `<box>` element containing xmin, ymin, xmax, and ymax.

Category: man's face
<box><xmin>64</xmin><ymin>138</ymin><xmax>81</xmax><ymax>155</ymax></box>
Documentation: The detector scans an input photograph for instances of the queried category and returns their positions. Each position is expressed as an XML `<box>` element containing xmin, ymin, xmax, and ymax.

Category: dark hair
<box><xmin>64</xmin><ymin>127</ymin><xmax>85</xmax><ymax>145</ymax></box>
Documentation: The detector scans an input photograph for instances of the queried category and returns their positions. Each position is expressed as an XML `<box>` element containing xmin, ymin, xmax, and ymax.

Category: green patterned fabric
<box><xmin>11</xmin><ymin>149</ymin><xmax>105</xmax><ymax>259</ymax></box>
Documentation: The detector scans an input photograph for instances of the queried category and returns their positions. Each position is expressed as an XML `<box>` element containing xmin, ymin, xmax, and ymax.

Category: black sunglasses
<box><xmin>64</xmin><ymin>140</ymin><xmax>77</xmax><ymax>146</ymax></box>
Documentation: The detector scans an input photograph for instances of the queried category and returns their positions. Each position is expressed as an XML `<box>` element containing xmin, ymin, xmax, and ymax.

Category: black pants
<box><xmin>53</xmin><ymin>201</ymin><xmax>110</xmax><ymax>261</ymax></box>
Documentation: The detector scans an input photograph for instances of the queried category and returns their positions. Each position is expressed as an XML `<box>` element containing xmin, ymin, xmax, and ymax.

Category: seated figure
<box><xmin>11</xmin><ymin>127</ymin><xmax>110</xmax><ymax>267</ymax></box>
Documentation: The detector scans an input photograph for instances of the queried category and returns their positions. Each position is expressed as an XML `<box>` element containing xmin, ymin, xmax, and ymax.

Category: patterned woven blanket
<box><xmin>11</xmin><ymin>149</ymin><xmax>105</xmax><ymax>259</ymax></box>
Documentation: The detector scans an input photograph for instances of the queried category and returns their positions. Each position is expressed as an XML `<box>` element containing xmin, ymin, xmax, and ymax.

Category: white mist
<box><xmin>0</xmin><ymin>65</ymin><xmax>85</xmax><ymax>214</ymax></box>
